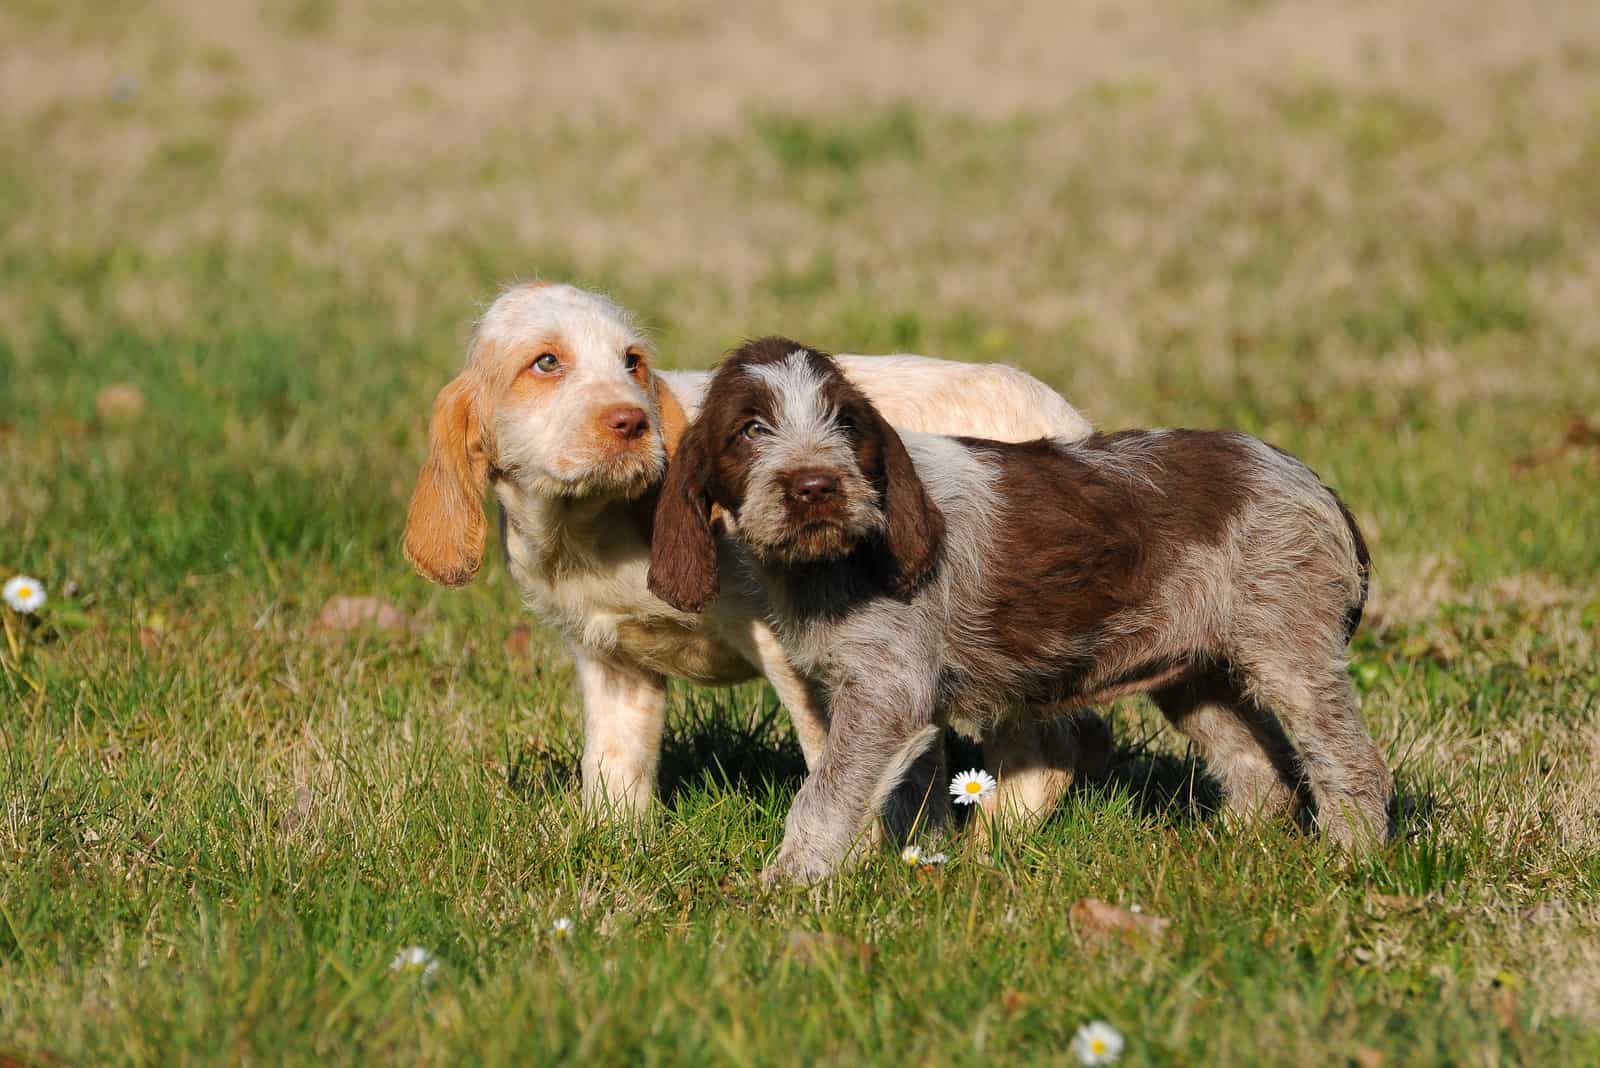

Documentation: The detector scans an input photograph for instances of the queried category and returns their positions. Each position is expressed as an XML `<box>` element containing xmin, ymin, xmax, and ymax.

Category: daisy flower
<box><xmin>389</xmin><ymin>946</ymin><xmax>440</xmax><ymax>983</ymax></box>
<box><xmin>1071</xmin><ymin>1020</ymin><xmax>1125</xmax><ymax>1065</ymax></box>
<box><xmin>3</xmin><ymin>576</ymin><xmax>46</xmax><ymax>614</ymax></box>
<box><xmin>551</xmin><ymin>916</ymin><xmax>575</xmax><ymax>938</ymax></box>
<box><xmin>949</xmin><ymin>768</ymin><xmax>997</xmax><ymax>806</ymax></box>
<box><xmin>902</xmin><ymin>845</ymin><xmax>950</xmax><ymax>866</ymax></box>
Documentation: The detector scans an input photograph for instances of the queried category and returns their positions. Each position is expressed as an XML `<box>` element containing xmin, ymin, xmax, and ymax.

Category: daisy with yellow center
<box><xmin>948</xmin><ymin>768</ymin><xmax>997</xmax><ymax>805</ymax></box>
<box><xmin>551</xmin><ymin>916</ymin><xmax>575</xmax><ymax>938</ymax></box>
<box><xmin>1071</xmin><ymin>1021</ymin><xmax>1124</xmax><ymax>1065</ymax></box>
<box><xmin>3</xmin><ymin>576</ymin><xmax>46</xmax><ymax>614</ymax></box>
<box><xmin>901</xmin><ymin>845</ymin><xmax>949</xmax><ymax>866</ymax></box>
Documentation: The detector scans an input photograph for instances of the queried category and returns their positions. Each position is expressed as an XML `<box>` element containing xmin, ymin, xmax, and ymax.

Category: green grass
<box><xmin>3</xmin><ymin>1</ymin><xmax>1600</xmax><ymax>1064</ymax></box>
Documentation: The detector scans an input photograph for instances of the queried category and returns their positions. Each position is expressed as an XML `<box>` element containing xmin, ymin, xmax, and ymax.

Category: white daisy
<box><xmin>551</xmin><ymin>916</ymin><xmax>575</xmax><ymax>938</ymax></box>
<box><xmin>389</xmin><ymin>946</ymin><xmax>440</xmax><ymax>982</ymax></box>
<box><xmin>902</xmin><ymin>845</ymin><xmax>951</xmax><ymax>866</ymax></box>
<box><xmin>949</xmin><ymin>768</ymin><xmax>997</xmax><ymax>805</ymax></box>
<box><xmin>1071</xmin><ymin>1020</ymin><xmax>1125</xmax><ymax>1065</ymax></box>
<box><xmin>3</xmin><ymin>576</ymin><xmax>46</xmax><ymax>614</ymax></box>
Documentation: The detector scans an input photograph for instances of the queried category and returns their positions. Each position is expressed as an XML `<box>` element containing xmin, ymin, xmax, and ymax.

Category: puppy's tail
<box><xmin>1332</xmin><ymin>491</ymin><xmax>1371</xmax><ymax>641</ymax></box>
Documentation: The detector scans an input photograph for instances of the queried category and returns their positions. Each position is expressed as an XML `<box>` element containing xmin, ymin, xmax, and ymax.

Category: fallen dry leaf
<box><xmin>0</xmin><ymin>1049</ymin><xmax>69</xmax><ymax>1068</ymax></box>
<box><xmin>1494</xmin><ymin>983</ymin><xmax>1522</xmax><ymax>1034</ymax></box>
<box><xmin>1069</xmin><ymin>898</ymin><xmax>1171</xmax><ymax>946</ymax></box>
<box><xmin>785</xmin><ymin>930</ymin><xmax>876</xmax><ymax>967</ymax></box>
<box><xmin>1511</xmin><ymin>415</ymin><xmax>1600</xmax><ymax>473</ymax></box>
<box><xmin>95</xmin><ymin>383</ymin><xmax>146</xmax><ymax>422</ymax></box>
<box><xmin>999</xmin><ymin>988</ymin><xmax>1028</xmax><ymax>1015</ymax></box>
<box><xmin>317</xmin><ymin>595</ymin><xmax>412</xmax><ymax>632</ymax></box>
<box><xmin>504</xmin><ymin>624</ymin><xmax>533</xmax><ymax>661</ymax></box>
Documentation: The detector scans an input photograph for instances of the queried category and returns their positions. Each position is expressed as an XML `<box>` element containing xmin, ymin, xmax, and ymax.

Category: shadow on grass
<box><xmin>658</xmin><ymin>697</ymin><xmax>809</xmax><ymax>808</ymax></box>
<box><xmin>507</xmin><ymin>692</ymin><xmax>1440</xmax><ymax>855</ymax></box>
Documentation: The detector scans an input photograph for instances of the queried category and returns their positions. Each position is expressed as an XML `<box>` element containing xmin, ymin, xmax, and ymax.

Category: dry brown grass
<box><xmin>6</xmin><ymin>0</ymin><xmax>1600</xmax><ymax>391</ymax></box>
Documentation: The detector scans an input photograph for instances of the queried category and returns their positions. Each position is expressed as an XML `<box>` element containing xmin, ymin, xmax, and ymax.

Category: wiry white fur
<box><xmin>479</xmin><ymin>283</ymin><xmax>664</xmax><ymax>498</ymax></box>
<box><xmin>734</xmin><ymin>352</ymin><xmax>887</xmax><ymax>559</ymax></box>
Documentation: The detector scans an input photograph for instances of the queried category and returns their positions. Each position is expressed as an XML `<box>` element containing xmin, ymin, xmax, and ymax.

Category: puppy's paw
<box><xmin>761</xmin><ymin>849</ymin><xmax>834</xmax><ymax>887</ymax></box>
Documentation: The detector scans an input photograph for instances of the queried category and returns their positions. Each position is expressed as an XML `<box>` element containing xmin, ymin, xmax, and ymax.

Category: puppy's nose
<box><xmin>601</xmin><ymin>405</ymin><xmax>650</xmax><ymax>440</ymax></box>
<box><xmin>787</xmin><ymin>470</ymin><xmax>840</xmax><ymax>504</ymax></box>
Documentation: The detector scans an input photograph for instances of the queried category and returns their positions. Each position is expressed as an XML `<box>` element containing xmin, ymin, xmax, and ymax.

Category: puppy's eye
<box><xmin>531</xmin><ymin>353</ymin><xmax>561</xmax><ymax>374</ymax></box>
<box><xmin>740</xmin><ymin>419</ymin><xmax>769</xmax><ymax>442</ymax></box>
<box><xmin>836</xmin><ymin>413</ymin><xmax>856</xmax><ymax>434</ymax></box>
<box><xmin>623</xmin><ymin>351</ymin><xmax>643</xmax><ymax>373</ymax></box>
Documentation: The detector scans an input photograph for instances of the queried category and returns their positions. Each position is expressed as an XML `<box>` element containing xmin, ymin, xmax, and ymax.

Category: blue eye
<box><xmin>532</xmin><ymin>353</ymin><xmax>560</xmax><ymax>374</ymax></box>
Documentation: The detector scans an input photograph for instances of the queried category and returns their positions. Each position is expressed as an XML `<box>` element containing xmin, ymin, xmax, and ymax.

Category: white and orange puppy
<box><xmin>403</xmin><ymin>282</ymin><xmax>1100</xmax><ymax>821</ymax></box>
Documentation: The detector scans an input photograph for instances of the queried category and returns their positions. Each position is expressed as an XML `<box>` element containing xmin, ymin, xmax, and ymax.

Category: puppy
<box><xmin>649</xmin><ymin>338</ymin><xmax>1394</xmax><ymax>883</ymax></box>
<box><xmin>402</xmin><ymin>283</ymin><xmax>1101</xmax><ymax>822</ymax></box>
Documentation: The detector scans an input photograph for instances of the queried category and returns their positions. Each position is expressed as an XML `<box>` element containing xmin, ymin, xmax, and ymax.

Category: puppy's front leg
<box><xmin>763</xmin><ymin>689</ymin><xmax>939</xmax><ymax>885</ymax></box>
<box><xmin>570</xmin><ymin>645</ymin><xmax>667</xmax><ymax>818</ymax></box>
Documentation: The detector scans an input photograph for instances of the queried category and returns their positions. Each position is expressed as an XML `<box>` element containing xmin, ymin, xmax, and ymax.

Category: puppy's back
<box><xmin>924</xmin><ymin>429</ymin><xmax>1368</xmax><ymax>659</ymax></box>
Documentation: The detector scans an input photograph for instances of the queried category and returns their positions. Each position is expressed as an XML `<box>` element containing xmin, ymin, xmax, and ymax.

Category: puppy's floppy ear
<box><xmin>648</xmin><ymin>420</ymin><xmax>720</xmax><ymax>612</ymax></box>
<box><xmin>870</xmin><ymin>409</ymin><xmax>945</xmax><ymax>597</ymax></box>
<box><xmin>403</xmin><ymin>374</ymin><xmax>491</xmax><ymax>587</ymax></box>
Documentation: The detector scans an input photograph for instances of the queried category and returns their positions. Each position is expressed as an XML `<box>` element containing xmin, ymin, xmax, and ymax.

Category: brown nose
<box><xmin>787</xmin><ymin>470</ymin><xmax>840</xmax><ymax>504</ymax></box>
<box><xmin>602</xmin><ymin>405</ymin><xmax>650</xmax><ymax>440</ymax></box>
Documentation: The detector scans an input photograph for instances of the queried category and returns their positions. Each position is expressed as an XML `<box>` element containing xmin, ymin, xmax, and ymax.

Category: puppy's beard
<box><xmin>735</xmin><ymin>496</ymin><xmax>885</xmax><ymax>566</ymax></box>
<box><xmin>761</xmin><ymin>520</ymin><xmax>862</xmax><ymax>564</ymax></box>
<box><xmin>530</xmin><ymin>443</ymin><xmax>665</xmax><ymax>501</ymax></box>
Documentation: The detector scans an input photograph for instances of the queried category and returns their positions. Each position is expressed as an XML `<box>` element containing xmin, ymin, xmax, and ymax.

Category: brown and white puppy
<box><xmin>649</xmin><ymin>338</ymin><xmax>1394</xmax><ymax>883</ymax></box>
<box><xmin>403</xmin><ymin>283</ymin><xmax>1100</xmax><ymax>820</ymax></box>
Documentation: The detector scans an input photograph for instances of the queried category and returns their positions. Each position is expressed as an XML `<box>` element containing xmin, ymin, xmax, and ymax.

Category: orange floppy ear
<box><xmin>655</xmin><ymin>376</ymin><xmax>690</xmax><ymax>457</ymax></box>
<box><xmin>647</xmin><ymin>420</ymin><xmax>720</xmax><ymax>613</ymax></box>
<box><xmin>403</xmin><ymin>374</ymin><xmax>491</xmax><ymax>586</ymax></box>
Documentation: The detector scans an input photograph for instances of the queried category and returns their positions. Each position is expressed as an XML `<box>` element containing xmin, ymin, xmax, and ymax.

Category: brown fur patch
<box><xmin>964</xmin><ymin>431</ymin><xmax>1248</xmax><ymax>672</ymax></box>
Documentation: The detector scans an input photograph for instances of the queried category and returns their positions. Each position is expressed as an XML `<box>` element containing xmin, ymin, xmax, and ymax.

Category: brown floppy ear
<box><xmin>871</xmin><ymin>411</ymin><xmax>945</xmax><ymax>598</ymax></box>
<box><xmin>403</xmin><ymin>374</ymin><xmax>490</xmax><ymax>586</ymax></box>
<box><xmin>647</xmin><ymin>421</ymin><xmax>720</xmax><ymax>613</ymax></box>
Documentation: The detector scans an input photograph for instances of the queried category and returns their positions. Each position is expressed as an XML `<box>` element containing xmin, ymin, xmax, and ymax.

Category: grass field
<box><xmin>3</xmin><ymin>1</ymin><xmax>1600</xmax><ymax>1063</ymax></box>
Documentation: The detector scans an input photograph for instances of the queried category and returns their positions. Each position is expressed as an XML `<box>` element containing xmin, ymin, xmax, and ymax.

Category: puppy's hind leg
<box><xmin>1239</xmin><ymin>655</ymin><xmax>1393</xmax><ymax>852</ymax></box>
<box><xmin>1152</xmin><ymin>669</ymin><xmax>1304</xmax><ymax>826</ymax></box>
